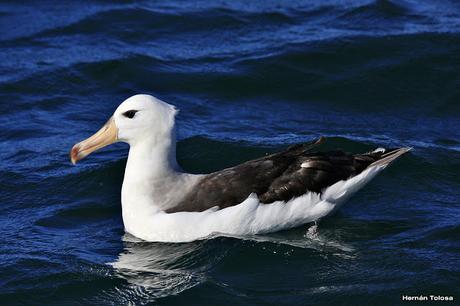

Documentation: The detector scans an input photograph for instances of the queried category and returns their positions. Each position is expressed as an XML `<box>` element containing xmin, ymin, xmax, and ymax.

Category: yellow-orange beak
<box><xmin>70</xmin><ymin>117</ymin><xmax>118</xmax><ymax>165</ymax></box>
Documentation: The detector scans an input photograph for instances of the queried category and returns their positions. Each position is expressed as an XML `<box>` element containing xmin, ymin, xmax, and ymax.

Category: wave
<box><xmin>2</xmin><ymin>32</ymin><xmax>460</xmax><ymax>115</ymax></box>
<box><xmin>4</xmin><ymin>0</ymin><xmax>457</xmax><ymax>44</ymax></box>
<box><xmin>2</xmin><ymin>7</ymin><xmax>295</xmax><ymax>44</ymax></box>
<box><xmin>342</xmin><ymin>0</ymin><xmax>414</xmax><ymax>19</ymax></box>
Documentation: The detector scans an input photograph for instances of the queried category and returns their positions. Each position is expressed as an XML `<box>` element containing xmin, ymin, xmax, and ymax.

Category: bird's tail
<box><xmin>369</xmin><ymin>147</ymin><xmax>412</xmax><ymax>168</ymax></box>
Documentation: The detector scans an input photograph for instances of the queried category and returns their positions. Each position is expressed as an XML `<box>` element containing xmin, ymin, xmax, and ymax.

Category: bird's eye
<box><xmin>123</xmin><ymin>110</ymin><xmax>138</xmax><ymax>119</ymax></box>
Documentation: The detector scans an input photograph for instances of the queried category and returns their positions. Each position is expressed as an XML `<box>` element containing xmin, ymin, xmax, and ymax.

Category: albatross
<box><xmin>70</xmin><ymin>94</ymin><xmax>410</xmax><ymax>242</ymax></box>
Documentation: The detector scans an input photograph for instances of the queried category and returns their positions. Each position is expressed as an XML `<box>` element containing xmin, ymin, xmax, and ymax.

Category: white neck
<box><xmin>121</xmin><ymin>127</ymin><xmax>177</xmax><ymax>231</ymax></box>
<box><xmin>126</xmin><ymin>128</ymin><xmax>180</xmax><ymax>176</ymax></box>
<box><xmin>119</xmin><ymin>126</ymin><xmax>200</xmax><ymax>237</ymax></box>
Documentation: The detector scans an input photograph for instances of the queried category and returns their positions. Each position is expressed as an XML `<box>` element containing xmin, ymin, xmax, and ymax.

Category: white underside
<box><xmin>125</xmin><ymin>164</ymin><xmax>386</xmax><ymax>243</ymax></box>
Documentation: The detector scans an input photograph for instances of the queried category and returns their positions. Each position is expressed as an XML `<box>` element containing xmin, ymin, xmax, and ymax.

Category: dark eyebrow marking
<box><xmin>123</xmin><ymin>110</ymin><xmax>138</xmax><ymax>119</ymax></box>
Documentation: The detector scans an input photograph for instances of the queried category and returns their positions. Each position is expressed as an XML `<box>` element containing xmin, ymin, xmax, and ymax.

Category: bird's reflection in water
<box><xmin>107</xmin><ymin>228</ymin><xmax>354</xmax><ymax>303</ymax></box>
<box><xmin>108</xmin><ymin>233</ymin><xmax>231</xmax><ymax>300</ymax></box>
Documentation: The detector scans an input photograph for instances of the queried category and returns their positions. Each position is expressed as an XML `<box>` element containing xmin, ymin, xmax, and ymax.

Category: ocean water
<box><xmin>1</xmin><ymin>0</ymin><xmax>459</xmax><ymax>305</ymax></box>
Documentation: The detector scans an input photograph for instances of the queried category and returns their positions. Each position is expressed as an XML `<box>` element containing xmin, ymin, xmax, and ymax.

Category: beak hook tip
<box><xmin>70</xmin><ymin>145</ymin><xmax>79</xmax><ymax>165</ymax></box>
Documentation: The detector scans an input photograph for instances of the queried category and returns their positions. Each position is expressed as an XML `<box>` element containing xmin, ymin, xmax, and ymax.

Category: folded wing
<box><xmin>167</xmin><ymin>137</ymin><xmax>402</xmax><ymax>213</ymax></box>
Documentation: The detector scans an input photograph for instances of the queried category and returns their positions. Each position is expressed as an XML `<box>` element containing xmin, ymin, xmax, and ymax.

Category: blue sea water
<box><xmin>0</xmin><ymin>0</ymin><xmax>459</xmax><ymax>305</ymax></box>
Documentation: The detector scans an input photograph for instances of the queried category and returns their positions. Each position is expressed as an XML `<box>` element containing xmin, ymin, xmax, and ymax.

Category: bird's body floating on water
<box><xmin>70</xmin><ymin>94</ymin><xmax>410</xmax><ymax>242</ymax></box>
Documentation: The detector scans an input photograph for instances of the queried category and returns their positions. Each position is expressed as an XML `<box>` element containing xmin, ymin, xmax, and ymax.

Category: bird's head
<box><xmin>70</xmin><ymin>94</ymin><xmax>178</xmax><ymax>165</ymax></box>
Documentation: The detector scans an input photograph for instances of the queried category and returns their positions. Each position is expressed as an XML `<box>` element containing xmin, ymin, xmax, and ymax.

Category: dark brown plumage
<box><xmin>166</xmin><ymin>137</ymin><xmax>401</xmax><ymax>213</ymax></box>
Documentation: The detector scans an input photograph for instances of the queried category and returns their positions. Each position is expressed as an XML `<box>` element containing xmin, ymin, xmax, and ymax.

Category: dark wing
<box><xmin>167</xmin><ymin>137</ymin><xmax>398</xmax><ymax>213</ymax></box>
